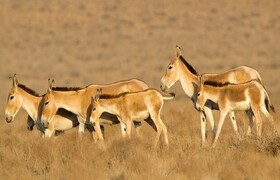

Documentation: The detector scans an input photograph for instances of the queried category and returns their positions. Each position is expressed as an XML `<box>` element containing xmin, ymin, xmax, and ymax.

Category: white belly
<box><xmin>131</xmin><ymin>110</ymin><xmax>150</xmax><ymax>121</ymax></box>
<box><xmin>53</xmin><ymin>119</ymin><xmax>74</xmax><ymax>131</ymax></box>
<box><xmin>229</xmin><ymin>101</ymin><xmax>250</xmax><ymax>111</ymax></box>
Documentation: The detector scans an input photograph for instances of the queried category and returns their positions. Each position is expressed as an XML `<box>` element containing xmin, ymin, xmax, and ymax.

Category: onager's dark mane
<box><xmin>179</xmin><ymin>56</ymin><xmax>199</xmax><ymax>76</ymax></box>
<box><xmin>18</xmin><ymin>84</ymin><xmax>40</xmax><ymax>97</ymax></box>
<box><xmin>52</xmin><ymin>87</ymin><xmax>82</xmax><ymax>92</ymax></box>
<box><xmin>203</xmin><ymin>81</ymin><xmax>235</xmax><ymax>87</ymax></box>
<box><xmin>99</xmin><ymin>92</ymin><xmax>129</xmax><ymax>99</ymax></box>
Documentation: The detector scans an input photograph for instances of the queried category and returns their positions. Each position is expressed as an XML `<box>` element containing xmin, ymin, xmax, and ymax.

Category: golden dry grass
<box><xmin>1</xmin><ymin>0</ymin><xmax>280</xmax><ymax>179</ymax></box>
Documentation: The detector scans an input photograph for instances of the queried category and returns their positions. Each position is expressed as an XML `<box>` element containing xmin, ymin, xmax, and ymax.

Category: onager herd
<box><xmin>5</xmin><ymin>46</ymin><xmax>276</xmax><ymax>147</ymax></box>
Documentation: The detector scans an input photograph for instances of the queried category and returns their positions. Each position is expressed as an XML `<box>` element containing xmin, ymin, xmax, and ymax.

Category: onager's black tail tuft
<box><xmin>169</xmin><ymin>92</ymin><xmax>176</xmax><ymax>97</ymax></box>
<box><xmin>270</xmin><ymin>105</ymin><xmax>276</xmax><ymax>113</ymax></box>
<box><xmin>265</xmin><ymin>98</ymin><xmax>275</xmax><ymax>113</ymax></box>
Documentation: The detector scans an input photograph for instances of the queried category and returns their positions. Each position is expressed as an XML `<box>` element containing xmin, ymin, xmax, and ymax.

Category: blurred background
<box><xmin>1</xmin><ymin>0</ymin><xmax>279</xmax><ymax>98</ymax></box>
<box><xmin>0</xmin><ymin>0</ymin><xmax>279</xmax><ymax>178</ymax></box>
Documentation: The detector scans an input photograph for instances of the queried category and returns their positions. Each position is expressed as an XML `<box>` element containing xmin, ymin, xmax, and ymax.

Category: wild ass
<box><xmin>41</xmin><ymin>78</ymin><xmax>149</xmax><ymax>141</ymax></box>
<box><xmin>160</xmin><ymin>46</ymin><xmax>263</xmax><ymax>145</ymax></box>
<box><xmin>90</xmin><ymin>88</ymin><xmax>175</xmax><ymax>146</ymax></box>
<box><xmin>195</xmin><ymin>77</ymin><xmax>275</xmax><ymax>147</ymax></box>
<box><xmin>4</xmin><ymin>74</ymin><xmax>90</xmax><ymax>137</ymax></box>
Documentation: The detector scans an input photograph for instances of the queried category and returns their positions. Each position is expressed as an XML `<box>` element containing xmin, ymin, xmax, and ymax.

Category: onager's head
<box><xmin>195</xmin><ymin>76</ymin><xmax>207</xmax><ymax>112</ymax></box>
<box><xmin>5</xmin><ymin>74</ymin><xmax>23</xmax><ymax>123</ymax></box>
<box><xmin>41</xmin><ymin>79</ymin><xmax>56</xmax><ymax>128</ymax></box>
<box><xmin>90</xmin><ymin>89</ymin><xmax>103</xmax><ymax>124</ymax></box>
<box><xmin>160</xmin><ymin>45</ymin><xmax>182</xmax><ymax>92</ymax></box>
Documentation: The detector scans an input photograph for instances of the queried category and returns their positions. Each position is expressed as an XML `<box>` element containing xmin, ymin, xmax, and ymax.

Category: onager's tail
<box><xmin>255</xmin><ymin>71</ymin><xmax>263</xmax><ymax>84</ymax></box>
<box><xmin>263</xmin><ymin>88</ymin><xmax>275</xmax><ymax>112</ymax></box>
<box><xmin>265</xmin><ymin>97</ymin><xmax>275</xmax><ymax>112</ymax></box>
<box><xmin>162</xmin><ymin>92</ymin><xmax>175</xmax><ymax>100</ymax></box>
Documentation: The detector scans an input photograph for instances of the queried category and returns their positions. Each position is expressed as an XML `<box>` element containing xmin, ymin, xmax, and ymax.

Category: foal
<box><xmin>41</xmin><ymin>78</ymin><xmax>149</xmax><ymax>141</ymax></box>
<box><xmin>160</xmin><ymin>46</ymin><xmax>263</xmax><ymax>145</ymax></box>
<box><xmin>196</xmin><ymin>77</ymin><xmax>275</xmax><ymax>147</ymax></box>
<box><xmin>90</xmin><ymin>88</ymin><xmax>175</xmax><ymax>146</ymax></box>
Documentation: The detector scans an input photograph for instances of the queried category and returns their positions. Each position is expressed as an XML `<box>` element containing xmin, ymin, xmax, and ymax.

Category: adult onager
<box><xmin>196</xmin><ymin>78</ymin><xmax>275</xmax><ymax>147</ymax></box>
<box><xmin>41</xmin><ymin>78</ymin><xmax>149</xmax><ymax>141</ymax></box>
<box><xmin>90</xmin><ymin>88</ymin><xmax>175</xmax><ymax>146</ymax></box>
<box><xmin>160</xmin><ymin>46</ymin><xmax>263</xmax><ymax>145</ymax></box>
<box><xmin>4</xmin><ymin>74</ymin><xmax>83</xmax><ymax>137</ymax></box>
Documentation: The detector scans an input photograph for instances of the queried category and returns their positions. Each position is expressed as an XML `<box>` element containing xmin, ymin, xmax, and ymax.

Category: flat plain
<box><xmin>0</xmin><ymin>0</ymin><xmax>280</xmax><ymax>179</ymax></box>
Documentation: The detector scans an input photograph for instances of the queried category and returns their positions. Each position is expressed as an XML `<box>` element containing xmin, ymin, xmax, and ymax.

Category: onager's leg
<box><xmin>246</xmin><ymin>109</ymin><xmax>254</xmax><ymax>136</ymax></box>
<box><xmin>228</xmin><ymin>111</ymin><xmax>240</xmax><ymax>138</ymax></box>
<box><xmin>200</xmin><ymin>112</ymin><xmax>206</xmax><ymax>146</ymax></box>
<box><xmin>27</xmin><ymin>116</ymin><xmax>35</xmax><ymax>131</ymax></box>
<box><xmin>78</xmin><ymin>116</ymin><xmax>101</xmax><ymax>141</ymax></box>
<box><xmin>251</xmin><ymin>106</ymin><xmax>263</xmax><ymax>137</ymax></box>
<box><xmin>92</xmin><ymin>118</ymin><xmax>104</xmax><ymax>142</ymax></box>
<box><xmin>213</xmin><ymin>111</ymin><xmax>228</xmax><ymax>147</ymax></box>
<box><xmin>261</xmin><ymin>106</ymin><xmax>276</xmax><ymax>133</ymax></box>
<box><xmin>159</xmin><ymin>116</ymin><xmax>168</xmax><ymax>146</ymax></box>
<box><xmin>150</xmin><ymin>110</ymin><xmax>166</xmax><ymax>147</ymax></box>
<box><xmin>133</xmin><ymin>121</ymin><xmax>142</xmax><ymax>137</ymax></box>
<box><xmin>118</xmin><ymin>117</ymin><xmax>127</xmax><ymax>138</ymax></box>
<box><xmin>204</xmin><ymin>107</ymin><xmax>216</xmax><ymax>140</ymax></box>
<box><xmin>77</xmin><ymin>117</ymin><xmax>85</xmax><ymax>134</ymax></box>
<box><xmin>125</xmin><ymin>119</ymin><xmax>132</xmax><ymax>139</ymax></box>
<box><xmin>144</xmin><ymin>116</ymin><xmax>157</xmax><ymax>132</ymax></box>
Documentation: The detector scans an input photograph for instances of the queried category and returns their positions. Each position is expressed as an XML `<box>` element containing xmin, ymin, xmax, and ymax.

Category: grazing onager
<box><xmin>196</xmin><ymin>76</ymin><xmax>275</xmax><ymax>147</ymax></box>
<box><xmin>90</xmin><ymin>88</ymin><xmax>175</xmax><ymax>147</ymax></box>
<box><xmin>160</xmin><ymin>45</ymin><xmax>263</xmax><ymax>145</ymax></box>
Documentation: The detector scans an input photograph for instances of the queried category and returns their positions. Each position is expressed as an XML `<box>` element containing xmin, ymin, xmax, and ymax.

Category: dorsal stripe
<box><xmin>99</xmin><ymin>92</ymin><xmax>129</xmax><ymax>99</ymax></box>
<box><xmin>203</xmin><ymin>81</ymin><xmax>235</xmax><ymax>87</ymax></box>
<box><xmin>52</xmin><ymin>87</ymin><xmax>82</xmax><ymax>91</ymax></box>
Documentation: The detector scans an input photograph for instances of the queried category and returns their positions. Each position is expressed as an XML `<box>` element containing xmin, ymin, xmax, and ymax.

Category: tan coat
<box><xmin>160</xmin><ymin>46</ymin><xmax>263</xmax><ymax>145</ymax></box>
<box><xmin>196</xmin><ymin>79</ymin><xmax>275</xmax><ymax>147</ymax></box>
<box><xmin>41</xmin><ymin>78</ymin><xmax>149</xmax><ymax>140</ymax></box>
<box><xmin>5</xmin><ymin>75</ymin><xmax>82</xmax><ymax>137</ymax></box>
<box><xmin>91</xmin><ymin>88</ymin><xmax>175</xmax><ymax>146</ymax></box>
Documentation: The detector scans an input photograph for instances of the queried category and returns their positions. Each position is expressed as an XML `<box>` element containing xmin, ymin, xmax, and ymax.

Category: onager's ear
<box><xmin>91</xmin><ymin>96</ymin><xmax>95</xmax><ymax>104</ymax></box>
<box><xmin>52</xmin><ymin>79</ymin><xmax>55</xmax><ymax>87</ymax></box>
<box><xmin>98</xmin><ymin>88</ymin><xmax>102</xmax><ymax>95</ymax></box>
<box><xmin>175</xmin><ymin>45</ymin><xmax>182</xmax><ymax>58</ymax></box>
<box><xmin>198</xmin><ymin>75</ymin><xmax>204</xmax><ymax>87</ymax></box>
<box><xmin>95</xmin><ymin>88</ymin><xmax>102</xmax><ymax>101</ymax></box>
<box><xmin>10</xmin><ymin>73</ymin><xmax>18</xmax><ymax>87</ymax></box>
<box><xmin>47</xmin><ymin>78</ymin><xmax>54</xmax><ymax>93</ymax></box>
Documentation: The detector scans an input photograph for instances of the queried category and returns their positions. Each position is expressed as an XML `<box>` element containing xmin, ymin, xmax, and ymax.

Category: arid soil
<box><xmin>0</xmin><ymin>0</ymin><xmax>280</xmax><ymax>179</ymax></box>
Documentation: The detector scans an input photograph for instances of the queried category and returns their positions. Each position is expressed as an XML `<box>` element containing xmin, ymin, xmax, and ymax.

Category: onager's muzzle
<box><xmin>42</xmin><ymin>120</ymin><xmax>49</xmax><ymax>128</ymax></box>
<box><xmin>41</xmin><ymin>116</ymin><xmax>50</xmax><ymax>128</ymax></box>
<box><xmin>5</xmin><ymin>116</ymin><xmax>13</xmax><ymax>123</ymax></box>
<box><xmin>160</xmin><ymin>83</ymin><xmax>169</xmax><ymax>92</ymax></box>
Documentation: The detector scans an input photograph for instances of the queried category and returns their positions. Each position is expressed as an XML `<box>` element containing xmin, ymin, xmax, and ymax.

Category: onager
<box><xmin>5</xmin><ymin>74</ymin><xmax>87</xmax><ymax>137</ymax></box>
<box><xmin>41</xmin><ymin>78</ymin><xmax>149</xmax><ymax>141</ymax></box>
<box><xmin>196</xmin><ymin>77</ymin><xmax>275</xmax><ymax>147</ymax></box>
<box><xmin>160</xmin><ymin>46</ymin><xmax>263</xmax><ymax>145</ymax></box>
<box><xmin>90</xmin><ymin>88</ymin><xmax>175</xmax><ymax>147</ymax></box>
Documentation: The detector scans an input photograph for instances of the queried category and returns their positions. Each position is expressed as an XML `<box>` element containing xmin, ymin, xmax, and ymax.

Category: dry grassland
<box><xmin>0</xmin><ymin>0</ymin><xmax>280</xmax><ymax>179</ymax></box>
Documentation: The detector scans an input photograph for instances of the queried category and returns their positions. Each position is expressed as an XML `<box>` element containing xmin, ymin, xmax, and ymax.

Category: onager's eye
<box><xmin>10</xmin><ymin>96</ymin><xmax>14</xmax><ymax>101</ymax></box>
<box><xmin>44</xmin><ymin>101</ymin><xmax>49</xmax><ymax>106</ymax></box>
<box><xmin>197</xmin><ymin>93</ymin><xmax>201</xmax><ymax>97</ymax></box>
<box><xmin>168</xmin><ymin>66</ymin><xmax>173</xmax><ymax>70</ymax></box>
<box><xmin>92</xmin><ymin>108</ymin><xmax>96</xmax><ymax>111</ymax></box>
